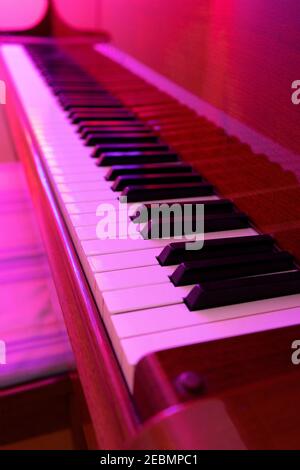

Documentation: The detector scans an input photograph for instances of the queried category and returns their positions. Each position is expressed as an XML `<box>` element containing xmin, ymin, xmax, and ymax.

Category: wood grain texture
<box><xmin>134</xmin><ymin>325</ymin><xmax>300</xmax><ymax>449</ymax></box>
<box><xmin>100</xmin><ymin>0</ymin><xmax>300</xmax><ymax>155</ymax></box>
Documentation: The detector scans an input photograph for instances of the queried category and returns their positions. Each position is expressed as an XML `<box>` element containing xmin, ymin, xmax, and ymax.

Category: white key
<box><xmin>82</xmin><ymin>236</ymin><xmax>176</xmax><ymax>257</ymax></box>
<box><xmin>50</xmin><ymin>166</ymin><xmax>104</xmax><ymax>176</ymax></box>
<box><xmin>69</xmin><ymin>196</ymin><xmax>214</xmax><ymax>227</ymax></box>
<box><xmin>46</xmin><ymin>158</ymin><xmax>96</xmax><ymax>168</ymax></box>
<box><xmin>57</xmin><ymin>181</ymin><xmax>111</xmax><ymax>193</ymax></box>
<box><xmin>83</xmin><ymin>227</ymin><xmax>247</xmax><ymax>256</ymax></box>
<box><xmin>81</xmin><ymin>227</ymin><xmax>256</xmax><ymax>249</ymax></box>
<box><xmin>88</xmin><ymin>247</ymin><xmax>160</xmax><ymax>273</ymax></box>
<box><xmin>112</xmin><ymin>295</ymin><xmax>300</xmax><ymax>339</ymax></box>
<box><xmin>61</xmin><ymin>189</ymin><xmax>116</xmax><ymax>203</ymax></box>
<box><xmin>65</xmin><ymin>195</ymin><xmax>219</xmax><ymax>216</ymax></box>
<box><xmin>102</xmin><ymin>283</ymin><xmax>191</xmax><ymax>314</ymax></box>
<box><xmin>119</xmin><ymin>305</ymin><xmax>300</xmax><ymax>388</ymax></box>
<box><xmin>95</xmin><ymin>264</ymin><xmax>174</xmax><ymax>292</ymax></box>
<box><xmin>53</xmin><ymin>172</ymin><xmax>108</xmax><ymax>184</ymax></box>
<box><xmin>65</xmin><ymin>201</ymin><xmax>105</xmax><ymax>215</ymax></box>
<box><xmin>45</xmin><ymin>154</ymin><xmax>94</xmax><ymax>164</ymax></box>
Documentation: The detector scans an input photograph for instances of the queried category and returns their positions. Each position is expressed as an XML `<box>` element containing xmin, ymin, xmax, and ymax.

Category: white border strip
<box><xmin>95</xmin><ymin>43</ymin><xmax>299</xmax><ymax>170</ymax></box>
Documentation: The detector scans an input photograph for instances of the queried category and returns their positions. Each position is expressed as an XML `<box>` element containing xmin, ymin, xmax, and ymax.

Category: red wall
<box><xmin>101</xmin><ymin>0</ymin><xmax>300</xmax><ymax>155</ymax></box>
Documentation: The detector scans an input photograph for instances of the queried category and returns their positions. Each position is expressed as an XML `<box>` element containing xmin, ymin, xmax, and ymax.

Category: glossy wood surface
<box><xmin>100</xmin><ymin>0</ymin><xmax>300</xmax><ymax>156</ymax></box>
<box><xmin>134</xmin><ymin>325</ymin><xmax>300</xmax><ymax>448</ymax></box>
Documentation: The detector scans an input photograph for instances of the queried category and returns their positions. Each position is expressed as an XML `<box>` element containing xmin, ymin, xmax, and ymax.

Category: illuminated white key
<box><xmin>46</xmin><ymin>158</ymin><xmax>95</xmax><ymax>168</ymax></box>
<box><xmin>53</xmin><ymin>172</ymin><xmax>108</xmax><ymax>184</ymax></box>
<box><xmin>82</xmin><ymin>237</ymin><xmax>179</xmax><ymax>256</ymax></box>
<box><xmin>112</xmin><ymin>296</ymin><xmax>300</xmax><ymax>339</ymax></box>
<box><xmin>80</xmin><ymin>225</ymin><xmax>256</xmax><ymax>243</ymax></box>
<box><xmin>61</xmin><ymin>189</ymin><xmax>116</xmax><ymax>203</ymax></box>
<box><xmin>65</xmin><ymin>201</ymin><xmax>104</xmax><ymax>215</ymax></box>
<box><xmin>102</xmin><ymin>283</ymin><xmax>191</xmax><ymax>314</ymax></box>
<box><xmin>95</xmin><ymin>264</ymin><xmax>174</xmax><ymax>292</ymax></box>
<box><xmin>57</xmin><ymin>181</ymin><xmax>111</xmax><ymax>193</ymax></box>
<box><xmin>50</xmin><ymin>165</ymin><xmax>104</xmax><ymax>176</ymax></box>
<box><xmin>88</xmin><ymin>247</ymin><xmax>160</xmax><ymax>273</ymax></box>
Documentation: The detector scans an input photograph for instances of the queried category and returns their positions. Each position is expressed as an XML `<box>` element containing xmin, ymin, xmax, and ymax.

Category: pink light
<box><xmin>0</xmin><ymin>0</ymin><xmax>48</xmax><ymax>31</ymax></box>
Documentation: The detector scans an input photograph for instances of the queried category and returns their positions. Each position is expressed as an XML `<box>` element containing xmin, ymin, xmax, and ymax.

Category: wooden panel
<box><xmin>101</xmin><ymin>0</ymin><xmax>300</xmax><ymax>155</ymax></box>
<box><xmin>134</xmin><ymin>325</ymin><xmax>300</xmax><ymax>420</ymax></box>
<box><xmin>134</xmin><ymin>325</ymin><xmax>300</xmax><ymax>449</ymax></box>
<box><xmin>131</xmin><ymin>370</ymin><xmax>300</xmax><ymax>450</ymax></box>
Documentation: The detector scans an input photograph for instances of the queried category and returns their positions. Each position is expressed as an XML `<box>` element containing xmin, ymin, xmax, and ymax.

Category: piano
<box><xmin>1</xmin><ymin>0</ymin><xmax>300</xmax><ymax>450</ymax></box>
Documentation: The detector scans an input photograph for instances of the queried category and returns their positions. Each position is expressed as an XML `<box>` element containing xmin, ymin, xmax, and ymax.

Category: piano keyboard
<box><xmin>2</xmin><ymin>43</ymin><xmax>300</xmax><ymax>389</ymax></box>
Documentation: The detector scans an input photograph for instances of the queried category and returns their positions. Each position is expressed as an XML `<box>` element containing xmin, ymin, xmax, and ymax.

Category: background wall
<box><xmin>0</xmin><ymin>0</ymin><xmax>48</xmax><ymax>30</ymax></box>
<box><xmin>100</xmin><ymin>0</ymin><xmax>300</xmax><ymax>155</ymax></box>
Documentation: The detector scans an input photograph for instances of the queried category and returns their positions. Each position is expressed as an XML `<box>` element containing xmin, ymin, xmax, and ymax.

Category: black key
<box><xmin>157</xmin><ymin>234</ymin><xmax>275</xmax><ymax>265</ymax></box>
<box><xmin>49</xmin><ymin>80</ymin><xmax>99</xmax><ymax>87</ymax></box>
<box><xmin>60</xmin><ymin>94</ymin><xmax>118</xmax><ymax>100</ymax></box>
<box><xmin>59</xmin><ymin>94</ymin><xmax>117</xmax><ymax>101</ymax></box>
<box><xmin>141</xmin><ymin>212</ymin><xmax>249</xmax><ymax>239</ymax></box>
<box><xmin>122</xmin><ymin>182</ymin><xmax>215</xmax><ymax>202</ymax></box>
<box><xmin>68</xmin><ymin>108</ymin><xmax>133</xmax><ymax>117</ymax></box>
<box><xmin>71</xmin><ymin>113</ymin><xmax>136</xmax><ymax>124</ymax></box>
<box><xmin>97</xmin><ymin>151</ymin><xmax>179</xmax><ymax>166</ymax></box>
<box><xmin>64</xmin><ymin>103</ymin><xmax>123</xmax><ymax>110</ymax></box>
<box><xmin>68</xmin><ymin>106</ymin><xmax>131</xmax><ymax>115</ymax></box>
<box><xmin>60</xmin><ymin>99</ymin><xmax>123</xmax><ymax>110</ymax></box>
<box><xmin>112</xmin><ymin>172</ymin><xmax>202</xmax><ymax>191</ymax></box>
<box><xmin>53</xmin><ymin>86</ymin><xmax>105</xmax><ymax>94</ymax></box>
<box><xmin>106</xmin><ymin>162</ymin><xmax>193</xmax><ymax>181</ymax></box>
<box><xmin>78</xmin><ymin>121</ymin><xmax>147</xmax><ymax>133</ymax></box>
<box><xmin>131</xmin><ymin>199</ymin><xmax>235</xmax><ymax>222</ymax></box>
<box><xmin>170</xmin><ymin>251</ymin><xmax>295</xmax><ymax>286</ymax></box>
<box><xmin>86</xmin><ymin>133</ymin><xmax>159</xmax><ymax>146</ymax></box>
<box><xmin>78</xmin><ymin>121</ymin><xmax>149</xmax><ymax>131</ymax></box>
<box><xmin>81</xmin><ymin>127</ymin><xmax>153</xmax><ymax>139</ymax></box>
<box><xmin>93</xmin><ymin>143</ymin><xmax>170</xmax><ymax>159</ymax></box>
<box><xmin>185</xmin><ymin>270</ymin><xmax>300</xmax><ymax>310</ymax></box>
